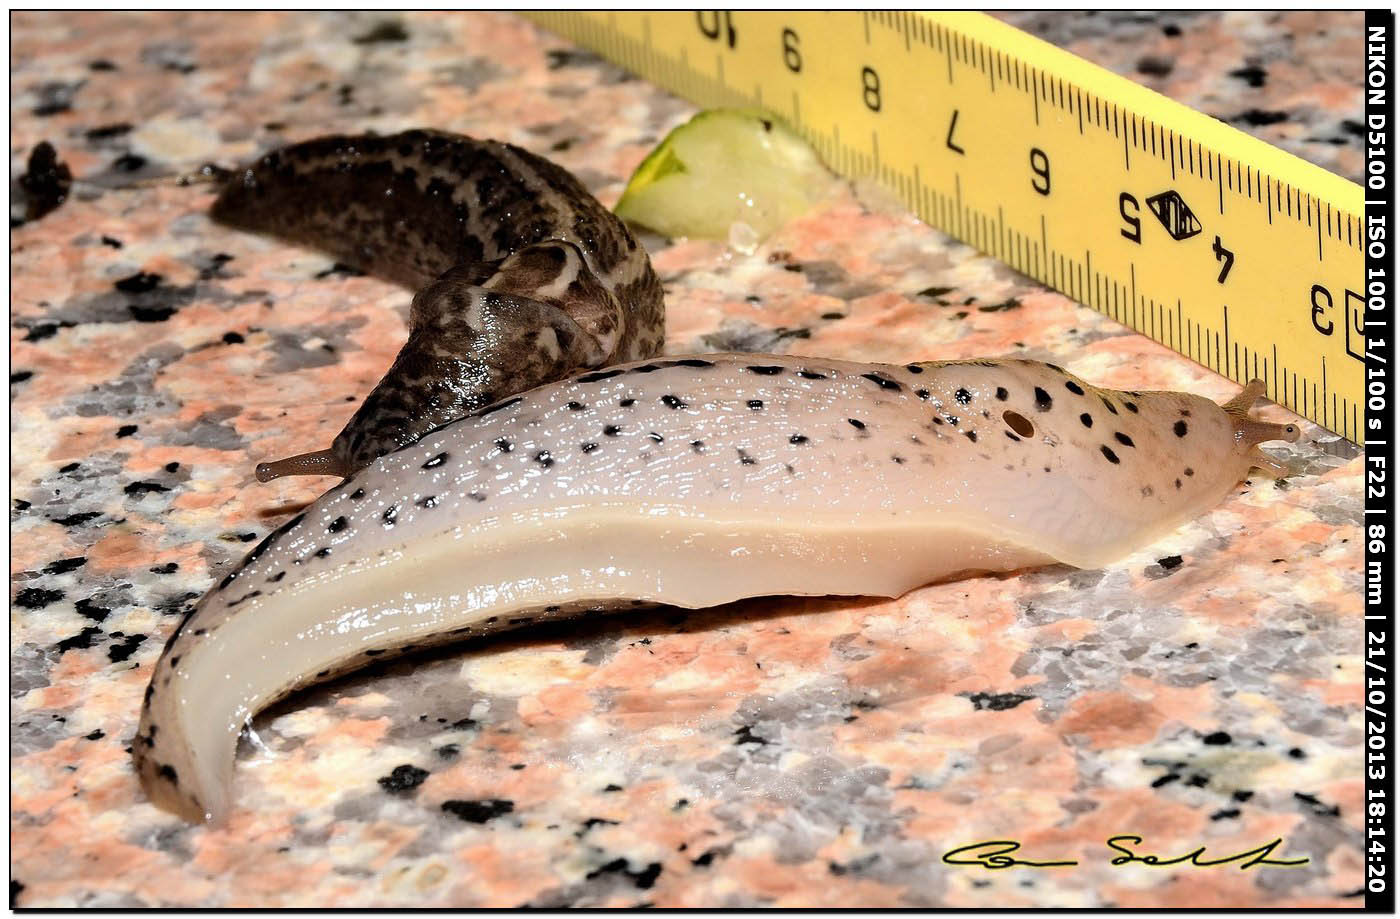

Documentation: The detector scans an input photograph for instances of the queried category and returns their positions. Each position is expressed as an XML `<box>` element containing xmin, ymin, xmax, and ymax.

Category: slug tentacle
<box><xmin>1218</xmin><ymin>378</ymin><xmax>1300</xmax><ymax>476</ymax></box>
<box><xmin>209</xmin><ymin>129</ymin><xmax>664</xmax><ymax>481</ymax></box>
<box><xmin>254</xmin><ymin>448</ymin><xmax>349</xmax><ymax>483</ymax></box>
<box><xmin>135</xmin><ymin>354</ymin><xmax>1305</xmax><ymax>823</ymax></box>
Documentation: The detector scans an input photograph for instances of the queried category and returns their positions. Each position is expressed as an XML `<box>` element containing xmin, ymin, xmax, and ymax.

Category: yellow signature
<box><xmin>942</xmin><ymin>836</ymin><xmax>1310</xmax><ymax>871</ymax></box>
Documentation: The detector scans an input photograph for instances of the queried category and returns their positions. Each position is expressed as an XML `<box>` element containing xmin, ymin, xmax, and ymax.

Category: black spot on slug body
<box><xmin>581</xmin><ymin>442</ymin><xmax>599</xmax><ymax>453</ymax></box>
<box><xmin>737</xmin><ymin>449</ymin><xmax>757</xmax><ymax>466</ymax></box>
<box><xmin>422</xmin><ymin>452</ymin><xmax>448</xmax><ymax>469</ymax></box>
<box><xmin>675</xmin><ymin>358</ymin><xmax>715</xmax><ymax>368</ymax></box>
<box><xmin>1065</xmin><ymin>380</ymin><xmax>1085</xmax><ymax>395</ymax></box>
<box><xmin>495</xmin><ymin>438</ymin><xmax>513</xmax><ymax>453</ymax></box>
<box><xmin>603</xmin><ymin>424</ymin><xmax>622</xmax><ymax>436</ymax></box>
<box><xmin>995</xmin><ymin>387</ymin><xmax>1009</xmax><ymax>401</ymax></box>
<box><xmin>690</xmin><ymin>440</ymin><xmax>705</xmax><ymax>453</ymax></box>
<box><xmin>1184</xmin><ymin>466</ymin><xmax>1194</xmax><ymax>476</ymax></box>
<box><xmin>417</xmin><ymin>496</ymin><xmax>438</xmax><ymax>509</ymax></box>
<box><xmin>566</xmin><ymin>401</ymin><xmax>586</xmax><ymax>411</ymax></box>
<box><xmin>314</xmin><ymin>547</ymin><xmax>332</xmax><ymax>558</ymax></box>
<box><xmin>1033</xmin><ymin>387</ymin><xmax>1053</xmax><ymax>410</ymax></box>
<box><xmin>535</xmin><ymin>450</ymin><xmax>554</xmax><ymax>468</ymax></box>
<box><xmin>964</xmin><ymin>431</ymin><xmax>978</xmax><ymax>443</ymax></box>
<box><xmin>1114</xmin><ymin>432</ymin><xmax>1136</xmax><ymax>448</ymax></box>
<box><xmin>158</xmin><ymin>764</ymin><xmax>178</xmax><ymax>784</ymax></box>
<box><xmin>1124</xmin><ymin>401</ymin><xmax>1139</xmax><ymax>413</ymax></box>
<box><xmin>905</xmin><ymin>364</ymin><xmax>924</xmax><ymax>374</ymax></box>
<box><xmin>619</xmin><ymin>398</ymin><xmax>635</xmax><ymax>407</ymax></box>
<box><xmin>660</xmin><ymin>395</ymin><xmax>686</xmax><ymax>410</ymax></box>
<box><xmin>1005</xmin><ymin>431</ymin><xmax>1021</xmax><ymax>442</ymax></box>
<box><xmin>848</xmin><ymin>418</ymin><xmax>866</xmax><ymax>431</ymax></box>
<box><xmin>1101</xmin><ymin>446</ymin><xmax>1121</xmax><ymax>464</ymax></box>
<box><xmin>915</xmin><ymin>389</ymin><xmax>930</xmax><ymax>401</ymax></box>
<box><xmin>577</xmin><ymin>368</ymin><xmax>623</xmax><ymax>384</ymax></box>
<box><xmin>861</xmin><ymin>372</ymin><xmax>902</xmax><ymax>392</ymax></box>
<box><xmin>349</xmin><ymin>488</ymin><xmax>366</xmax><ymax>500</ymax></box>
<box><xmin>383</xmin><ymin>505</ymin><xmax>398</xmax><ymax>526</ymax></box>
<box><xmin>1174</xmin><ymin>420</ymin><xmax>1188</xmax><ymax>437</ymax></box>
<box><xmin>328</xmin><ymin>516</ymin><xmax>347</xmax><ymax>533</ymax></box>
<box><xmin>746</xmin><ymin>365</ymin><xmax>784</xmax><ymax>375</ymax></box>
<box><xmin>747</xmin><ymin>399</ymin><xmax>764</xmax><ymax>410</ymax></box>
<box><xmin>790</xmin><ymin>434</ymin><xmax>809</xmax><ymax>444</ymax></box>
<box><xmin>1101</xmin><ymin>397</ymin><xmax>1119</xmax><ymax>415</ymax></box>
<box><xmin>796</xmin><ymin>370</ymin><xmax>827</xmax><ymax>380</ymax></box>
<box><xmin>1080</xmin><ymin>413</ymin><xmax>1093</xmax><ymax>428</ymax></box>
<box><xmin>954</xmin><ymin>388</ymin><xmax>972</xmax><ymax>405</ymax></box>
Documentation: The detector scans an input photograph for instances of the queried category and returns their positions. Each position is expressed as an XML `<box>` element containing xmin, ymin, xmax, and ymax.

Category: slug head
<box><xmin>1220</xmin><ymin>379</ymin><xmax>1300</xmax><ymax>477</ymax></box>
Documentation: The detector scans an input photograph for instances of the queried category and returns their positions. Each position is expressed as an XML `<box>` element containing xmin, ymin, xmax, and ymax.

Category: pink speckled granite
<box><xmin>11</xmin><ymin>11</ymin><xmax>1364</xmax><ymax>908</ymax></box>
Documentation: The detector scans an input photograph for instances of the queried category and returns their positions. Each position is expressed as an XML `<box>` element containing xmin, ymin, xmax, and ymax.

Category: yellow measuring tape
<box><xmin>525</xmin><ymin>11</ymin><xmax>1366</xmax><ymax>444</ymax></box>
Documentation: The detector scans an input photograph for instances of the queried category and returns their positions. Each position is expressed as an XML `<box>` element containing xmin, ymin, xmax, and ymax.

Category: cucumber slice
<box><xmin>615</xmin><ymin>109</ymin><xmax>834</xmax><ymax>243</ymax></box>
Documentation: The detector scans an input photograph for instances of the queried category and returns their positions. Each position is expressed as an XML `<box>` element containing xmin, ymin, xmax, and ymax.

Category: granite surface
<box><xmin>10</xmin><ymin>11</ymin><xmax>1365</xmax><ymax>908</ymax></box>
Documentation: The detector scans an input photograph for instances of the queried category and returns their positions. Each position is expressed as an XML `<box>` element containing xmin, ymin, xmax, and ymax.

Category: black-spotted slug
<box><xmin>209</xmin><ymin>129</ymin><xmax>665</xmax><ymax>481</ymax></box>
<box><xmin>135</xmin><ymin>354</ymin><xmax>1298</xmax><ymax>822</ymax></box>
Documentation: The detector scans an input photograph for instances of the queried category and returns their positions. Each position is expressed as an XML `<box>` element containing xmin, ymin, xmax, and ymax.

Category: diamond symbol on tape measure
<box><xmin>1145</xmin><ymin>190</ymin><xmax>1202</xmax><ymax>241</ymax></box>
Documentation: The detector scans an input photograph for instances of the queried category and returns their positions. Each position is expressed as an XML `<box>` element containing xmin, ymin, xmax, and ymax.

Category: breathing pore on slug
<box><xmin>133</xmin><ymin>356</ymin><xmax>1301</xmax><ymax>824</ymax></box>
<box><xmin>206</xmin><ymin>129</ymin><xmax>665</xmax><ymax>482</ymax></box>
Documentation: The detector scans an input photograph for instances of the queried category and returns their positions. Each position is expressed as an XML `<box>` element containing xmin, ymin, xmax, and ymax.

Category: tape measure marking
<box><xmin>526</xmin><ymin>11</ymin><xmax>1366</xmax><ymax>443</ymax></box>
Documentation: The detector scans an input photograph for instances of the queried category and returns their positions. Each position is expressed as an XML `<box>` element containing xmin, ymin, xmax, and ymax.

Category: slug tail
<box><xmin>255</xmin><ymin>448</ymin><xmax>350</xmax><ymax>483</ymax></box>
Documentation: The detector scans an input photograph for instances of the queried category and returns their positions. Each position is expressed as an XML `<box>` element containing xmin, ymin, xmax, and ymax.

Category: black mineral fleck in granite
<box><xmin>107</xmin><ymin>633</ymin><xmax>145</xmax><ymax>662</ymax></box>
<box><xmin>378</xmin><ymin>764</ymin><xmax>429</xmax><ymax>793</ymax></box>
<box><xmin>1202</xmin><ymin>730</ymin><xmax>1231</xmax><ymax>745</ymax></box>
<box><xmin>441</xmin><ymin>798</ymin><xmax>514</xmax><ymax>823</ymax></box>
<box><xmin>42</xmin><ymin>556</ymin><xmax>86</xmax><ymax>575</ymax></box>
<box><xmin>14</xmin><ymin>587</ymin><xmax>64</xmax><ymax>609</ymax></box>
<box><xmin>1158</xmin><ymin>555</ymin><xmax>1184</xmax><ymax>570</ymax></box>
<box><xmin>17</xmin><ymin>141</ymin><xmax>72</xmax><ymax>223</ymax></box>
<box><xmin>965</xmin><ymin>691</ymin><xmax>1035</xmax><ymax>711</ymax></box>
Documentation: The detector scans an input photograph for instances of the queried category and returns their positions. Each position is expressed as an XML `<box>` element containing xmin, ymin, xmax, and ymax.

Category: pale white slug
<box><xmin>134</xmin><ymin>354</ymin><xmax>1298</xmax><ymax>823</ymax></box>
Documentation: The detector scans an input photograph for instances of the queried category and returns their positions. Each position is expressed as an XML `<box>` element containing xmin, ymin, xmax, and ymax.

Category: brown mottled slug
<box><xmin>208</xmin><ymin>129</ymin><xmax>665</xmax><ymax>481</ymax></box>
<box><xmin>135</xmin><ymin>354</ymin><xmax>1298</xmax><ymax>823</ymax></box>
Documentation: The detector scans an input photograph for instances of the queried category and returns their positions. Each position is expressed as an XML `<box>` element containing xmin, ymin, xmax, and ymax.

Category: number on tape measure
<box><xmin>525</xmin><ymin>10</ymin><xmax>1367</xmax><ymax>444</ymax></box>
